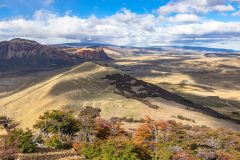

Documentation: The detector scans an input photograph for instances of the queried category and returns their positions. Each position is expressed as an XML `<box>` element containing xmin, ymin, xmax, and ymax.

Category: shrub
<box><xmin>72</xmin><ymin>142</ymin><xmax>81</xmax><ymax>151</ymax></box>
<box><xmin>0</xmin><ymin>135</ymin><xmax>18</xmax><ymax>160</ymax></box>
<box><xmin>45</xmin><ymin>135</ymin><xmax>72</xmax><ymax>150</ymax></box>
<box><xmin>45</xmin><ymin>135</ymin><xmax>63</xmax><ymax>149</ymax></box>
<box><xmin>172</xmin><ymin>151</ymin><xmax>198</xmax><ymax>160</ymax></box>
<box><xmin>216</xmin><ymin>150</ymin><xmax>237</xmax><ymax>160</ymax></box>
<box><xmin>100</xmin><ymin>137</ymin><xmax>140</xmax><ymax>160</ymax></box>
<box><xmin>172</xmin><ymin>115</ymin><xmax>196</xmax><ymax>123</ymax></box>
<box><xmin>78</xmin><ymin>136</ymin><xmax>141</xmax><ymax>160</ymax></box>
<box><xmin>9</xmin><ymin>129</ymin><xmax>36</xmax><ymax>153</ymax></box>
<box><xmin>0</xmin><ymin>116</ymin><xmax>19</xmax><ymax>133</ymax></box>
<box><xmin>34</xmin><ymin>110</ymin><xmax>79</xmax><ymax>137</ymax></box>
<box><xmin>78</xmin><ymin>142</ymin><xmax>101</xmax><ymax>159</ymax></box>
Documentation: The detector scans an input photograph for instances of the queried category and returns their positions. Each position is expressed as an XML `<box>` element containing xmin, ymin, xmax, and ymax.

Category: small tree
<box><xmin>133</xmin><ymin>117</ymin><xmax>170</xmax><ymax>160</ymax></box>
<box><xmin>0</xmin><ymin>116</ymin><xmax>19</xmax><ymax>134</ymax></box>
<box><xmin>78</xmin><ymin>107</ymin><xmax>101</xmax><ymax>143</ymax></box>
<box><xmin>9</xmin><ymin>129</ymin><xmax>36</xmax><ymax>153</ymax></box>
<box><xmin>34</xmin><ymin>110</ymin><xmax>79</xmax><ymax>138</ymax></box>
<box><xmin>96</xmin><ymin>117</ymin><xmax>126</xmax><ymax>140</ymax></box>
<box><xmin>95</xmin><ymin>118</ymin><xmax>112</xmax><ymax>140</ymax></box>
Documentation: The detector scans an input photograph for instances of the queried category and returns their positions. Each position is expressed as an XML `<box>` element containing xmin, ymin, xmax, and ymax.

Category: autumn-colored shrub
<box><xmin>216</xmin><ymin>150</ymin><xmax>237</xmax><ymax>160</ymax></box>
<box><xmin>0</xmin><ymin>135</ymin><xmax>18</xmax><ymax>160</ymax></box>
<box><xmin>4</xmin><ymin>108</ymin><xmax>239</xmax><ymax>159</ymax></box>
<box><xmin>172</xmin><ymin>151</ymin><xmax>198</xmax><ymax>160</ymax></box>
<box><xmin>95</xmin><ymin>117</ymin><xmax>126</xmax><ymax>140</ymax></box>
<box><xmin>72</xmin><ymin>142</ymin><xmax>81</xmax><ymax>151</ymax></box>
<box><xmin>131</xmin><ymin>117</ymin><xmax>240</xmax><ymax>160</ymax></box>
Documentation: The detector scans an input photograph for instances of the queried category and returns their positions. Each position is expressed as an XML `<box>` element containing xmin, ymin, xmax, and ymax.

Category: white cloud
<box><xmin>44</xmin><ymin>0</ymin><xmax>55</xmax><ymax>5</ymax></box>
<box><xmin>212</xmin><ymin>4</ymin><xmax>235</xmax><ymax>12</ymax></box>
<box><xmin>232</xmin><ymin>10</ymin><xmax>240</xmax><ymax>16</ymax></box>
<box><xmin>0</xmin><ymin>9</ymin><xmax>240</xmax><ymax>50</ymax></box>
<box><xmin>158</xmin><ymin>0</ymin><xmax>235</xmax><ymax>15</ymax></box>
<box><xmin>168</xmin><ymin>14</ymin><xmax>202</xmax><ymax>23</ymax></box>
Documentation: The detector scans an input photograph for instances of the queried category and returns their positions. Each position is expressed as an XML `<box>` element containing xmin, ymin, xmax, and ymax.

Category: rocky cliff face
<box><xmin>64</xmin><ymin>47</ymin><xmax>112</xmax><ymax>61</ymax></box>
<box><xmin>0</xmin><ymin>38</ymin><xmax>81</xmax><ymax>67</ymax></box>
<box><xmin>0</xmin><ymin>39</ymin><xmax>112</xmax><ymax>68</ymax></box>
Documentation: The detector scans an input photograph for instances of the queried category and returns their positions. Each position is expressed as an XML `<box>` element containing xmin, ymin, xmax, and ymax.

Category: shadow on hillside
<box><xmin>179</xmin><ymin>93</ymin><xmax>240</xmax><ymax>120</ymax></box>
<box><xmin>102</xmin><ymin>57</ymin><xmax>240</xmax><ymax>90</ymax></box>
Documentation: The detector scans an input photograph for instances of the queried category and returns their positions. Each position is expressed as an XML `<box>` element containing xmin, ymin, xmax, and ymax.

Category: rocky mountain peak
<box><xmin>8</xmin><ymin>38</ymin><xmax>40</xmax><ymax>45</ymax></box>
<box><xmin>0</xmin><ymin>39</ymin><xmax>112</xmax><ymax>68</ymax></box>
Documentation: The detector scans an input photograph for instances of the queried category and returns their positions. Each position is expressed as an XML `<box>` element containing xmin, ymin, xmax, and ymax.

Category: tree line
<box><xmin>0</xmin><ymin>106</ymin><xmax>240</xmax><ymax>160</ymax></box>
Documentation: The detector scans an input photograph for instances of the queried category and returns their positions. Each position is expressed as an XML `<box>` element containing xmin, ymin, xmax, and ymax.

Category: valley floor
<box><xmin>100</xmin><ymin>51</ymin><xmax>240</xmax><ymax>124</ymax></box>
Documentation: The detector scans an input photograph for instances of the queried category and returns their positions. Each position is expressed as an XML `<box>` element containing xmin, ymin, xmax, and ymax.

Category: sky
<box><xmin>0</xmin><ymin>0</ymin><xmax>240</xmax><ymax>50</ymax></box>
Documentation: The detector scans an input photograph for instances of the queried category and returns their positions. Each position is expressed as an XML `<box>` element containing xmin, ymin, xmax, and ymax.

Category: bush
<box><xmin>0</xmin><ymin>135</ymin><xmax>18</xmax><ymax>160</ymax></box>
<box><xmin>45</xmin><ymin>135</ymin><xmax>72</xmax><ymax>150</ymax></box>
<box><xmin>9</xmin><ymin>129</ymin><xmax>36</xmax><ymax>153</ymax></box>
<box><xmin>34</xmin><ymin>110</ymin><xmax>79</xmax><ymax>136</ymax></box>
<box><xmin>78</xmin><ymin>136</ymin><xmax>141</xmax><ymax>160</ymax></box>
<box><xmin>45</xmin><ymin>135</ymin><xmax>63</xmax><ymax>149</ymax></box>
<box><xmin>100</xmin><ymin>137</ymin><xmax>140</xmax><ymax>160</ymax></box>
<box><xmin>79</xmin><ymin>142</ymin><xmax>101</xmax><ymax>159</ymax></box>
<box><xmin>72</xmin><ymin>142</ymin><xmax>81</xmax><ymax>151</ymax></box>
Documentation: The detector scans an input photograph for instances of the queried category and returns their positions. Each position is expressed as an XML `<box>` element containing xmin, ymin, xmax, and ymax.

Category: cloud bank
<box><xmin>0</xmin><ymin>1</ymin><xmax>240</xmax><ymax>50</ymax></box>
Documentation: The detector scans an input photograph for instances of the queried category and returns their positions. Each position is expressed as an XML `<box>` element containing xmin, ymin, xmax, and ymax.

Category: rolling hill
<box><xmin>0</xmin><ymin>62</ymin><xmax>239</xmax><ymax>131</ymax></box>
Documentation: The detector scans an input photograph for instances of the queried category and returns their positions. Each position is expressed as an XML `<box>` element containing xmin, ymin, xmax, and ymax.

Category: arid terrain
<box><xmin>0</xmin><ymin>40</ymin><xmax>240</xmax><ymax>159</ymax></box>
<box><xmin>0</xmin><ymin>44</ymin><xmax>240</xmax><ymax>132</ymax></box>
<box><xmin>1</xmin><ymin>1</ymin><xmax>240</xmax><ymax>158</ymax></box>
<box><xmin>102</xmin><ymin>47</ymin><xmax>240</xmax><ymax>122</ymax></box>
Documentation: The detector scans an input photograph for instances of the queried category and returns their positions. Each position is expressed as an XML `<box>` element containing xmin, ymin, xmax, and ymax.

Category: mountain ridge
<box><xmin>54</xmin><ymin>42</ymin><xmax>238</xmax><ymax>53</ymax></box>
<box><xmin>0</xmin><ymin>38</ymin><xmax>111</xmax><ymax>68</ymax></box>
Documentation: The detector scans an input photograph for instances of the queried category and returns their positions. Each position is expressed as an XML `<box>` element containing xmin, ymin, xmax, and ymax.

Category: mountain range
<box><xmin>0</xmin><ymin>38</ymin><xmax>111</xmax><ymax>68</ymax></box>
<box><xmin>55</xmin><ymin>42</ymin><xmax>238</xmax><ymax>53</ymax></box>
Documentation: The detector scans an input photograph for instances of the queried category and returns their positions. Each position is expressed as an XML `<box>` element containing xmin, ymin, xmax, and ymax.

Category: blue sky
<box><xmin>0</xmin><ymin>0</ymin><xmax>240</xmax><ymax>50</ymax></box>
<box><xmin>0</xmin><ymin>0</ymin><xmax>167</xmax><ymax>18</ymax></box>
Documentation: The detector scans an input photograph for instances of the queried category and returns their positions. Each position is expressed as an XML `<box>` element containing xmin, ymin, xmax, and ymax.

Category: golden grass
<box><xmin>0</xmin><ymin>62</ymin><xmax>239</xmax><ymax>132</ymax></box>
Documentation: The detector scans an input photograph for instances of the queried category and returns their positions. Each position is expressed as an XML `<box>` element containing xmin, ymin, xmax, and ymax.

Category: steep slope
<box><xmin>63</xmin><ymin>47</ymin><xmax>112</xmax><ymax>61</ymax></box>
<box><xmin>0</xmin><ymin>39</ymin><xmax>112</xmax><ymax>69</ymax></box>
<box><xmin>0</xmin><ymin>62</ymin><xmax>239</xmax><ymax>130</ymax></box>
<box><xmin>0</xmin><ymin>38</ymin><xmax>80</xmax><ymax>67</ymax></box>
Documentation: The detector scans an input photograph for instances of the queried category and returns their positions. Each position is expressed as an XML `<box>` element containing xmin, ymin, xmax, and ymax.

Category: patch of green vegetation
<box><xmin>33</xmin><ymin>110</ymin><xmax>79</xmax><ymax>137</ymax></box>
<box><xmin>80</xmin><ymin>137</ymin><xmax>141</xmax><ymax>160</ymax></box>
<box><xmin>1</xmin><ymin>107</ymin><xmax>240</xmax><ymax>159</ymax></box>
<box><xmin>111</xmin><ymin>117</ymin><xmax>145</xmax><ymax>123</ymax></box>
<box><xmin>10</xmin><ymin>129</ymin><xmax>36</xmax><ymax>153</ymax></box>
<box><xmin>171</xmin><ymin>115</ymin><xmax>196</xmax><ymax>123</ymax></box>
